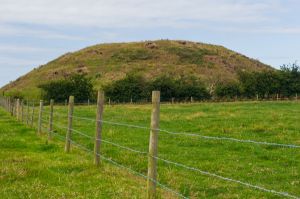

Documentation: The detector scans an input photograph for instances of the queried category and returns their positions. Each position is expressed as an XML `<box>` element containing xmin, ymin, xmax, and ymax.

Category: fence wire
<box><xmin>45</xmin><ymin>117</ymin><xmax>300</xmax><ymax>199</ymax></box>
<box><xmin>1</xmin><ymin>98</ymin><xmax>299</xmax><ymax>199</ymax></box>
<box><xmin>49</xmin><ymin>130</ymin><xmax>188</xmax><ymax>199</ymax></box>
<box><xmin>67</xmin><ymin>114</ymin><xmax>300</xmax><ymax>149</ymax></box>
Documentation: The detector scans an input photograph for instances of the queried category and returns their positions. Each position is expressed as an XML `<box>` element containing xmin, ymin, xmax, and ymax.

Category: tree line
<box><xmin>9</xmin><ymin>63</ymin><xmax>299</xmax><ymax>103</ymax></box>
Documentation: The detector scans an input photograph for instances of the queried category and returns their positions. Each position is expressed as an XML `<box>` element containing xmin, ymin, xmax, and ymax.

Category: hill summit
<box><xmin>1</xmin><ymin>40</ymin><xmax>271</xmax><ymax>98</ymax></box>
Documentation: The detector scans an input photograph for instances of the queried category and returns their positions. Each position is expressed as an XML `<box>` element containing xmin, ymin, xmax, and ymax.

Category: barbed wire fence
<box><xmin>0</xmin><ymin>93</ymin><xmax>299</xmax><ymax>199</ymax></box>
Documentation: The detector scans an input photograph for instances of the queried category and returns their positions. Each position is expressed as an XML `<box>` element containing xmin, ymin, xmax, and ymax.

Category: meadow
<box><xmin>1</xmin><ymin>101</ymin><xmax>300</xmax><ymax>198</ymax></box>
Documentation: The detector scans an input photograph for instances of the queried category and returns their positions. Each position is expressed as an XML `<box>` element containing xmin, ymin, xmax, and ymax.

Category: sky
<box><xmin>0</xmin><ymin>0</ymin><xmax>299</xmax><ymax>87</ymax></box>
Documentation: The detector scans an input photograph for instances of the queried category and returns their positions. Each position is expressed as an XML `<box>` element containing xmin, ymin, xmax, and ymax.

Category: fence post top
<box><xmin>69</xmin><ymin>96</ymin><xmax>74</xmax><ymax>102</ymax></box>
<box><xmin>152</xmin><ymin>91</ymin><xmax>160</xmax><ymax>102</ymax></box>
<box><xmin>97</xmin><ymin>90</ymin><xmax>105</xmax><ymax>99</ymax></box>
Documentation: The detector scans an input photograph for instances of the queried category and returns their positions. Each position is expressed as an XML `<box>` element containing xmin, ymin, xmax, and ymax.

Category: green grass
<box><xmin>2</xmin><ymin>101</ymin><xmax>300</xmax><ymax>198</ymax></box>
<box><xmin>0</xmin><ymin>108</ymin><xmax>174</xmax><ymax>199</ymax></box>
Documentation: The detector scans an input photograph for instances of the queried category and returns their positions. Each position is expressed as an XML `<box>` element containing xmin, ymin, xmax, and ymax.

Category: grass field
<box><xmin>1</xmin><ymin>101</ymin><xmax>300</xmax><ymax>198</ymax></box>
<box><xmin>0</xmin><ymin>108</ymin><xmax>166</xmax><ymax>198</ymax></box>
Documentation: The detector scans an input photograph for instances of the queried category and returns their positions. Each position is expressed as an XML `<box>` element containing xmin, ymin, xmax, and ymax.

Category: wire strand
<box><xmin>70</xmin><ymin>115</ymin><xmax>300</xmax><ymax>149</ymax></box>
<box><xmin>48</xmin><ymin>121</ymin><xmax>147</xmax><ymax>154</ymax></box>
<box><xmin>154</xmin><ymin>156</ymin><xmax>299</xmax><ymax>199</ymax></box>
<box><xmin>50</xmin><ymin>131</ymin><xmax>187</xmax><ymax>199</ymax></box>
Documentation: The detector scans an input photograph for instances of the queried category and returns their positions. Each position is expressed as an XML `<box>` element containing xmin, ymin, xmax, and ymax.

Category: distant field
<box><xmin>2</xmin><ymin>101</ymin><xmax>300</xmax><ymax>198</ymax></box>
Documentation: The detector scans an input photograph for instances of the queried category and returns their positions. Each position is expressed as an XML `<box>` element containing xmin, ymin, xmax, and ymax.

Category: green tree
<box><xmin>39</xmin><ymin>74</ymin><xmax>93</xmax><ymax>102</ymax></box>
<box><xmin>215</xmin><ymin>82</ymin><xmax>241</xmax><ymax>99</ymax></box>
<box><xmin>148</xmin><ymin>75</ymin><xmax>177</xmax><ymax>101</ymax></box>
<box><xmin>104</xmin><ymin>74</ymin><xmax>147</xmax><ymax>102</ymax></box>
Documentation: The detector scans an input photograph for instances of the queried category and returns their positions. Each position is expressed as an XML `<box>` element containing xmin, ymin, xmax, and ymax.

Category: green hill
<box><xmin>1</xmin><ymin>40</ymin><xmax>272</xmax><ymax>99</ymax></box>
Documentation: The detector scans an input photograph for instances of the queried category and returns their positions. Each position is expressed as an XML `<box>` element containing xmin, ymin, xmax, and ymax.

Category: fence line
<box><xmin>43</xmin><ymin>117</ymin><xmax>300</xmax><ymax>199</ymax></box>
<box><xmin>45</xmin><ymin>119</ymin><xmax>148</xmax><ymax>155</ymax></box>
<box><xmin>49</xmin><ymin>130</ymin><xmax>187</xmax><ymax>199</ymax></box>
<box><xmin>0</xmin><ymin>95</ymin><xmax>299</xmax><ymax>199</ymax></box>
<box><xmin>154</xmin><ymin>156</ymin><xmax>300</xmax><ymax>199</ymax></box>
<box><xmin>68</xmin><ymin>114</ymin><xmax>300</xmax><ymax>149</ymax></box>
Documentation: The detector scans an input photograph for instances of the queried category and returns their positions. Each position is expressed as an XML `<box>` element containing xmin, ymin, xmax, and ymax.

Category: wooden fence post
<box><xmin>48</xmin><ymin>99</ymin><xmax>54</xmax><ymax>140</ymax></box>
<box><xmin>65</xmin><ymin>96</ymin><xmax>74</xmax><ymax>152</ymax></box>
<box><xmin>12</xmin><ymin>99</ymin><xmax>17</xmax><ymax>117</ymax></box>
<box><xmin>10</xmin><ymin>99</ymin><xmax>13</xmax><ymax>116</ymax></box>
<box><xmin>94</xmin><ymin>91</ymin><xmax>105</xmax><ymax>166</ymax></box>
<box><xmin>147</xmin><ymin>91</ymin><xmax>160</xmax><ymax>199</ymax></box>
<box><xmin>16</xmin><ymin>99</ymin><xmax>20</xmax><ymax>120</ymax></box>
<box><xmin>31</xmin><ymin>101</ymin><xmax>35</xmax><ymax>127</ymax></box>
<box><xmin>8</xmin><ymin>98</ymin><xmax>12</xmax><ymax>116</ymax></box>
<box><xmin>14</xmin><ymin>100</ymin><xmax>17</xmax><ymax>116</ymax></box>
<box><xmin>26</xmin><ymin>100</ymin><xmax>30</xmax><ymax>125</ymax></box>
<box><xmin>21</xmin><ymin>100</ymin><xmax>24</xmax><ymax>122</ymax></box>
<box><xmin>10</xmin><ymin>98</ymin><xmax>13</xmax><ymax>116</ymax></box>
<box><xmin>38</xmin><ymin>100</ymin><xmax>44</xmax><ymax>135</ymax></box>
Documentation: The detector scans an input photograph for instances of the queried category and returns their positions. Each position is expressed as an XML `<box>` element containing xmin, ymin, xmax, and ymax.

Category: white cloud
<box><xmin>0</xmin><ymin>0</ymin><xmax>282</xmax><ymax>28</ymax></box>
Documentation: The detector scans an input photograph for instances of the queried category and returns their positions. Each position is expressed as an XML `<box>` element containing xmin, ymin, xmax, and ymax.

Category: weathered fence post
<box><xmin>31</xmin><ymin>101</ymin><xmax>35</xmax><ymax>127</ymax></box>
<box><xmin>147</xmin><ymin>91</ymin><xmax>160</xmax><ymax>199</ymax></box>
<box><xmin>13</xmin><ymin>99</ymin><xmax>16</xmax><ymax>117</ymax></box>
<box><xmin>277</xmin><ymin>93</ymin><xmax>279</xmax><ymax>101</ymax></box>
<box><xmin>21</xmin><ymin>100</ymin><xmax>24</xmax><ymax>122</ymax></box>
<box><xmin>88</xmin><ymin>99</ymin><xmax>90</xmax><ymax>106</ymax></box>
<box><xmin>256</xmin><ymin>94</ymin><xmax>259</xmax><ymax>101</ymax></box>
<box><xmin>296</xmin><ymin>93</ymin><xmax>298</xmax><ymax>101</ymax></box>
<box><xmin>108</xmin><ymin>98</ymin><xmax>111</xmax><ymax>106</ymax></box>
<box><xmin>171</xmin><ymin>97</ymin><xmax>175</xmax><ymax>104</ymax></box>
<box><xmin>191</xmin><ymin>96</ymin><xmax>194</xmax><ymax>103</ymax></box>
<box><xmin>37</xmin><ymin>100</ymin><xmax>44</xmax><ymax>135</ymax></box>
<box><xmin>48</xmin><ymin>99</ymin><xmax>54</xmax><ymax>140</ymax></box>
<box><xmin>26</xmin><ymin>100</ymin><xmax>30</xmax><ymax>125</ymax></box>
<box><xmin>10</xmin><ymin>98</ymin><xmax>12</xmax><ymax>116</ymax></box>
<box><xmin>9</xmin><ymin>98</ymin><xmax>13</xmax><ymax>116</ymax></box>
<box><xmin>94</xmin><ymin>91</ymin><xmax>105</xmax><ymax>166</ymax></box>
<box><xmin>65</xmin><ymin>96</ymin><xmax>74</xmax><ymax>152</ymax></box>
<box><xmin>10</xmin><ymin>98</ymin><xmax>13</xmax><ymax>116</ymax></box>
<box><xmin>16</xmin><ymin>99</ymin><xmax>20</xmax><ymax>120</ymax></box>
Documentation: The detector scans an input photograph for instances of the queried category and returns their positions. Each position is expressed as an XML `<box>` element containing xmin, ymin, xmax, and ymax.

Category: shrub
<box><xmin>104</xmin><ymin>74</ymin><xmax>211</xmax><ymax>102</ymax></box>
<box><xmin>4</xmin><ymin>90</ymin><xmax>24</xmax><ymax>100</ymax></box>
<box><xmin>215</xmin><ymin>82</ymin><xmax>241</xmax><ymax>99</ymax></box>
<box><xmin>39</xmin><ymin>74</ymin><xmax>93</xmax><ymax>102</ymax></box>
<box><xmin>148</xmin><ymin>76</ymin><xmax>177</xmax><ymax>101</ymax></box>
<box><xmin>175</xmin><ymin>77</ymin><xmax>210</xmax><ymax>100</ymax></box>
<box><xmin>104</xmin><ymin>74</ymin><xmax>148</xmax><ymax>102</ymax></box>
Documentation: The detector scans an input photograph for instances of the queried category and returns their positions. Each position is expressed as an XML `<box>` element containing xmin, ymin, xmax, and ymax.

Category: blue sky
<box><xmin>0</xmin><ymin>0</ymin><xmax>299</xmax><ymax>87</ymax></box>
